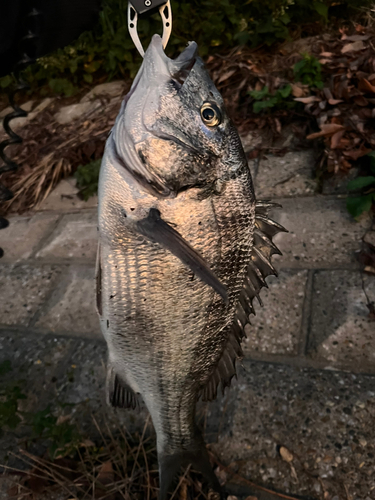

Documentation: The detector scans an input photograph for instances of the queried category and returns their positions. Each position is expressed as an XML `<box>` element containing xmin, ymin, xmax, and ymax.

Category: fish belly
<box><xmin>98</xmin><ymin>159</ymin><xmax>255</xmax><ymax>453</ymax></box>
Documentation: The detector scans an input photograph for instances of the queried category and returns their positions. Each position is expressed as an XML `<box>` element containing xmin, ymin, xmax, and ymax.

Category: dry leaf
<box><xmin>353</xmin><ymin>95</ymin><xmax>369</xmax><ymax>106</ymax></box>
<box><xmin>56</xmin><ymin>415</ymin><xmax>71</xmax><ymax>425</ymax></box>
<box><xmin>307</xmin><ymin>123</ymin><xmax>345</xmax><ymax>140</ymax></box>
<box><xmin>291</xmin><ymin>83</ymin><xmax>308</xmax><ymax>97</ymax></box>
<box><xmin>294</xmin><ymin>96</ymin><xmax>320</xmax><ymax>104</ymax></box>
<box><xmin>280</xmin><ymin>445</ymin><xmax>294</xmax><ymax>463</ymax></box>
<box><xmin>80</xmin><ymin>439</ymin><xmax>95</xmax><ymax>447</ymax></box>
<box><xmin>214</xmin><ymin>467</ymin><xmax>227</xmax><ymax>486</ymax></box>
<box><xmin>328</xmin><ymin>98</ymin><xmax>343</xmax><ymax>105</ymax></box>
<box><xmin>359</xmin><ymin>78</ymin><xmax>375</xmax><ymax>94</ymax></box>
<box><xmin>208</xmin><ymin>492</ymin><xmax>223</xmax><ymax>500</ymax></box>
<box><xmin>344</xmin><ymin>149</ymin><xmax>369</xmax><ymax>160</ymax></box>
<box><xmin>218</xmin><ymin>68</ymin><xmax>237</xmax><ymax>83</ymax></box>
<box><xmin>341</xmin><ymin>41</ymin><xmax>365</xmax><ymax>53</ymax></box>
<box><xmin>343</xmin><ymin>34</ymin><xmax>371</xmax><ymax>42</ymax></box>
<box><xmin>180</xmin><ymin>479</ymin><xmax>188</xmax><ymax>500</ymax></box>
<box><xmin>97</xmin><ymin>460</ymin><xmax>114</xmax><ymax>485</ymax></box>
<box><xmin>290</xmin><ymin>464</ymin><xmax>298</xmax><ymax>482</ymax></box>
<box><xmin>275</xmin><ymin>118</ymin><xmax>282</xmax><ymax>134</ymax></box>
<box><xmin>331</xmin><ymin>129</ymin><xmax>346</xmax><ymax>149</ymax></box>
<box><xmin>355</xmin><ymin>24</ymin><xmax>366</xmax><ymax>32</ymax></box>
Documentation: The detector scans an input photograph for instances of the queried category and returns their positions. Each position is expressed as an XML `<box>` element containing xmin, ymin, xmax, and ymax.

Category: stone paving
<box><xmin>1</xmin><ymin>82</ymin><xmax>375</xmax><ymax>499</ymax></box>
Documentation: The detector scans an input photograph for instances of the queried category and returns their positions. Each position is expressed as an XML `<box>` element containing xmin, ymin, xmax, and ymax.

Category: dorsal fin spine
<box><xmin>199</xmin><ymin>199</ymin><xmax>286</xmax><ymax>403</ymax></box>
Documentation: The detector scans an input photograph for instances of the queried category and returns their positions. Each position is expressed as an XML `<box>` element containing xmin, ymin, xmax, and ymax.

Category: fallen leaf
<box><xmin>294</xmin><ymin>96</ymin><xmax>320</xmax><ymax>104</ymax></box>
<box><xmin>291</xmin><ymin>83</ymin><xmax>308</xmax><ymax>97</ymax></box>
<box><xmin>359</xmin><ymin>78</ymin><xmax>375</xmax><ymax>94</ymax></box>
<box><xmin>180</xmin><ymin>479</ymin><xmax>188</xmax><ymax>500</ymax></box>
<box><xmin>80</xmin><ymin>439</ymin><xmax>95</xmax><ymax>447</ymax></box>
<box><xmin>280</xmin><ymin>445</ymin><xmax>294</xmax><ymax>463</ymax></box>
<box><xmin>290</xmin><ymin>464</ymin><xmax>298</xmax><ymax>482</ymax></box>
<box><xmin>342</xmin><ymin>34</ymin><xmax>371</xmax><ymax>41</ymax></box>
<box><xmin>218</xmin><ymin>68</ymin><xmax>237</xmax><ymax>83</ymax></box>
<box><xmin>214</xmin><ymin>467</ymin><xmax>227</xmax><ymax>486</ymax></box>
<box><xmin>208</xmin><ymin>492</ymin><xmax>223</xmax><ymax>500</ymax></box>
<box><xmin>56</xmin><ymin>415</ymin><xmax>71</xmax><ymax>425</ymax></box>
<box><xmin>275</xmin><ymin>118</ymin><xmax>282</xmax><ymax>134</ymax></box>
<box><xmin>328</xmin><ymin>98</ymin><xmax>344</xmax><ymax>105</ymax></box>
<box><xmin>342</xmin><ymin>41</ymin><xmax>365</xmax><ymax>53</ymax></box>
<box><xmin>331</xmin><ymin>129</ymin><xmax>346</xmax><ymax>149</ymax></box>
<box><xmin>323</xmin><ymin>87</ymin><xmax>333</xmax><ymax>100</ymax></box>
<box><xmin>355</xmin><ymin>24</ymin><xmax>366</xmax><ymax>33</ymax></box>
<box><xmin>344</xmin><ymin>149</ymin><xmax>369</xmax><ymax>160</ymax></box>
<box><xmin>353</xmin><ymin>95</ymin><xmax>369</xmax><ymax>106</ymax></box>
<box><xmin>307</xmin><ymin>123</ymin><xmax>345</xmax><ymax>140</ymax></box>
<box><xmin>97</xmin><ymin>461</ymin><xmax>114</xmax><ymax>485</ymax></box>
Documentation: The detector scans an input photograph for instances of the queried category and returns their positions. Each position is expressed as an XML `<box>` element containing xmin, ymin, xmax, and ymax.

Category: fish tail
<box><xmin>158</xmin><ymin>442</ymin><xmax>223</xmax><ymax>500</ymax></box>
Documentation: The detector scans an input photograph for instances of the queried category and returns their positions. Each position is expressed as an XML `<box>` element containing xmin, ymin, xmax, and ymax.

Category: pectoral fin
<box><xmin>137</xmin><ymin>208</ymin><xmax>228</xmax><ymax>303</ymax></box>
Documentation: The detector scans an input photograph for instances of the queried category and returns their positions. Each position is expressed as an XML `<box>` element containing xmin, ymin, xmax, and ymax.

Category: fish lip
<box><xmin>113</xmin><ymin>36</ymin><xmax>204</xmax><ymax>197</ymax></box>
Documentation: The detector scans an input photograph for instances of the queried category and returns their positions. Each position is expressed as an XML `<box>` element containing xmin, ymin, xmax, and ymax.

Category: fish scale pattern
<box><xmin>97</xmin><ymin>34</ymin><xmax>285</xmax><ymax>496</ymax></box>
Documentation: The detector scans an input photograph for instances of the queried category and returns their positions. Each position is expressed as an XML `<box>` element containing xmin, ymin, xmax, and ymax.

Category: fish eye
<box><xmin>200</xmin><ymin>102</ymin><xmax>221</xmax><ymax>127</ymax></box>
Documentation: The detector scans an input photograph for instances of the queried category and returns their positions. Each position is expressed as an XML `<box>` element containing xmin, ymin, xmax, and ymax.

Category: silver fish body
<box><xmin>97</xmin><ymin>35</ymin><xmax>285</xmax><ymax>498</ymax></box>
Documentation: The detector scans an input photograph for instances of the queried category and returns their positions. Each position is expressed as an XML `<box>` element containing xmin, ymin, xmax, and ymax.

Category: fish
<box><xmin>97</xmin><ymin>34</ymin><xmax>286</xmax><ymax>499</ymax></box>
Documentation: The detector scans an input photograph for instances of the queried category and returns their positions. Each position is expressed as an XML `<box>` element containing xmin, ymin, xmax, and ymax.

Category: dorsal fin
<box><xmin>200</xmin><ymin>200</ymin><xmax>287</xmax><ymax>402</ymax></box>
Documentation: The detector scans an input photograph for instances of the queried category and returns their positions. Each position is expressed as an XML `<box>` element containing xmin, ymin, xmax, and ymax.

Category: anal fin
<box><xmin>106</xmin><ymin>365</ymin><xmax>138</xmax><ymax>410</ymax></box>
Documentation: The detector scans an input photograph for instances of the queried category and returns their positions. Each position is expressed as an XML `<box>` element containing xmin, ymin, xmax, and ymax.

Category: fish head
<box><xmin>111</xmin><ymin>34</ymin><xmax>248</xmax><ymax>197</ymax></box>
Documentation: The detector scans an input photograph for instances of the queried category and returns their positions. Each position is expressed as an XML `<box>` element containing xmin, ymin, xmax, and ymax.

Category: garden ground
<box><xmin>0</xmin><ymin>81</ymin><xmax>375</xmax><ymax>500</ymax></box>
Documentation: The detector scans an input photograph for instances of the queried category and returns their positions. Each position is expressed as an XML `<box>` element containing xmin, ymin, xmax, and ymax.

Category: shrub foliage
<box><xmin>0</xmin><ymin>0</ymin><xmax>371</xmax><ymax>95</ymax></box>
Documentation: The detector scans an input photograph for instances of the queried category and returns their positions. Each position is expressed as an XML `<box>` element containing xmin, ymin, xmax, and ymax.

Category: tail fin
<box><xmin>158</xmin><ymin>444</ymin><xmax>223</xmax><ymax>500</ymax></box>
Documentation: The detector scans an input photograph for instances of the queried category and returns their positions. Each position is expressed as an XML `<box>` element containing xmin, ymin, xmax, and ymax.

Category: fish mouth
<box><xmin>140</xmin><ymin>36</ymin><xmax>202</xmax><ymax>154</ymax></box>
<box><xmin>113</xmin><ymin>36</ymin><xmax>201</xmax><ymax>198</ymax></box>
<box><xmin>124</xmin><ymin>35</ymin><xmax>198</xmax><ymax>107</ymax></box>
<box><xmin>145</xmin><ymin>34</ymin><xmax>198</xmax><ymax>89</ymax></box>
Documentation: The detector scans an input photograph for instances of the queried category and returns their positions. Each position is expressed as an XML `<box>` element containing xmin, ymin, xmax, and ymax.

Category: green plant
<box><xmin>0</xmin><ymin>360</ymin><xmax>80</xmax><ymax>458</ymax></box>
<box><xmin>249</xmin><ymin>84</ymin><xmax>295</xmax><ymax>113</ymax></box>
<box><xmin>74</xmin><ymin>158</ymin><xmax>102</xmax><ymax>200</ymax></box>
<box><xmin>0</xmin><ymin>0</ymin><xmax>371</xmax><ymax>96</ymax></box>
<box><xmin>0</xmin><ymin>383</ymin><xmax>27</xmax><ymax>430</ymax></box>
<box><xmin>0</xmin><ymin>361</ymin><xmax>27</xmax><ymax>431</ymax></box>
<box><xmin>293</xmin><ymin>53</ymin><xmax>324</xmax><ymax>89</ymax></box>
<box><xmin>346</xmin><ymin>152</ymin><xmax>375</xmax><ymax>218</ymax></box>
<box><xmin>30</xmin><ymin>405</ymin><xmax>81</xmax><ymax>459</ymax></box>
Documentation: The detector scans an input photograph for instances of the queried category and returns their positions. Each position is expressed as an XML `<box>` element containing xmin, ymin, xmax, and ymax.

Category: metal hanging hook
<box><xmin>128</xmin><ymin>0</ymin><xmax>172</xmax><ymax>58</ymax></box>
